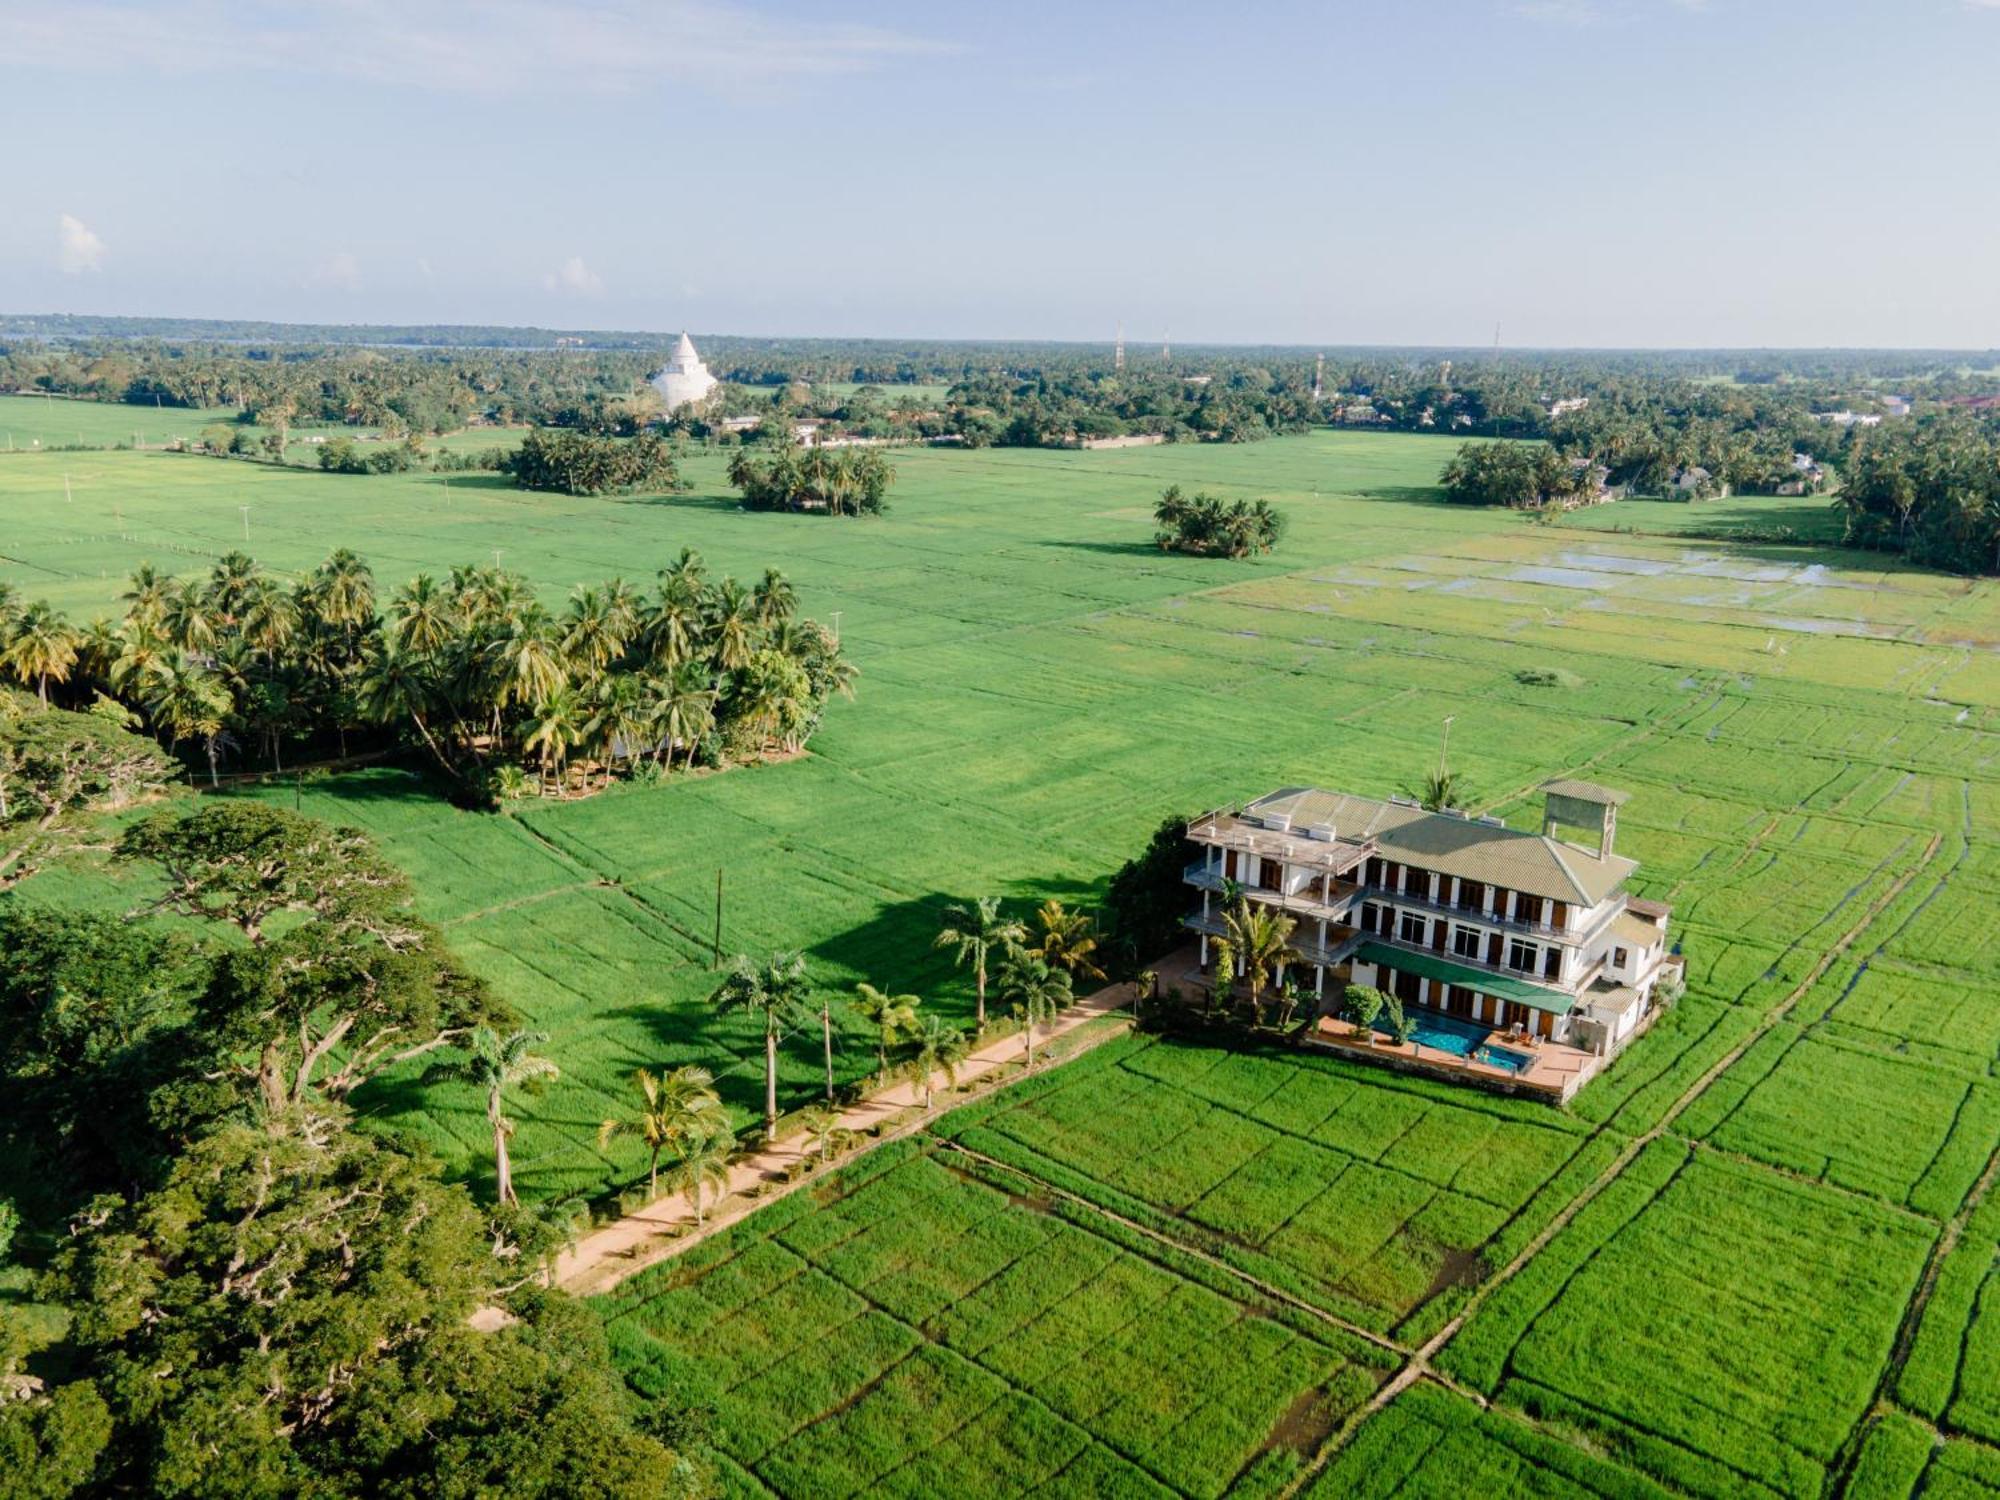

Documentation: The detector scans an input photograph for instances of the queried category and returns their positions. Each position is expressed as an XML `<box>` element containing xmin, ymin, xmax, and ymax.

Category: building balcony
<box><xmin>1353</xmin><ymin>930</ymin><xmax>1581</xmax><ymax>1009</ymax></box>
<box><xmin>1182</xmin><ymin>910</ymin><xmax>1361</xmax><ymax>970</ymax></box>
<box><xmin>1185</xmin><ymin>812</ymin><xmax>1374</xmax><ymax>877</ymax></box>
<box><xmin>1184</xmin><ymin>862</ymin><xmax>1361</xmax><ymax>922</ymax></box>
<box><xmin>1355</xmin><ymin>883</ymin><xmax>1580</xmax><ymax>944</ymax></box>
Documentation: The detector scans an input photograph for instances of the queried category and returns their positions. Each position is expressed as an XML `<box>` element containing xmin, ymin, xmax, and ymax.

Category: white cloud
<box><xmin>544</xmin><ymin>255</ymin><xmax>604</xmax><ymax>296</ymax></box>
<box><xmin>9</xmin><ymin>1</ymin><xmax>951</xmax><ymax>97</ymax></box>
<box><xmin>306</xmin><ymin>250</ymin><xmax>362</xmax><ymax>290</ymax></box>
<box><xmin>57</xmin><ymin>213</ymin><xmax>106</xmax><ymax>273</ymax></box>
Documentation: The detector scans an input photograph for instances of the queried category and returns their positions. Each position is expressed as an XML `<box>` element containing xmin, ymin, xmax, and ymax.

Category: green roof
<box><xmin>1352</xmin><ymin>940</ymin><xmax>1573</xmax><ymax>1014</ymax></box>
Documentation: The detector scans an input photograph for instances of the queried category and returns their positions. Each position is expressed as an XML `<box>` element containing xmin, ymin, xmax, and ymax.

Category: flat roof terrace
<box><xmin>1186</xmin><ymin>810</ymin><xmax>1375</xmax><ymax>875</ymax></box>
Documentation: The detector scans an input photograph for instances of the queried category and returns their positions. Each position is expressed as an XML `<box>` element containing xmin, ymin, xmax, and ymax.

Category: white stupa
<box><xmin>651</xmin><ymin>332</ymin><xmax>718</xmax><ymax>412</ymax></box>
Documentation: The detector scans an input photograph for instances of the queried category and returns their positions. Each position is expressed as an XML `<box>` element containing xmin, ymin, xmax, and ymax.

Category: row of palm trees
<box><xmin>437</xmin><ymin>894</ymin><xmax>1112</xmax><ymax>1227</ymax></box>
<box><xmin>0</xmin><ymin>546</ymin><xmax>854</xmax><ymax>796</ymax></box>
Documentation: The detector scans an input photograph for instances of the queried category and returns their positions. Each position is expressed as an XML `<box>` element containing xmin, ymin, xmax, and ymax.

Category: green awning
<box><xmin>1351</xmin><ymin>940</ymin><xmax>1573</xmax><ymax>1014</ymax></box>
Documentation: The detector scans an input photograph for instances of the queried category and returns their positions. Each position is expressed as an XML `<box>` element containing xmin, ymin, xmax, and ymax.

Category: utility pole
<box><xmin>239</xmin><ymin>505</ymin><xmax>250</xmax><ymax>541</ymax></box>
<box><xmin>1437</xmin><ymin>714</ymin><xmax>1456</xmax><ymax>782</ymax></box>
<box><xmin>63</xmin><ymin>473</ymin><xmax>72</xmax><ymax>504</ymax></box>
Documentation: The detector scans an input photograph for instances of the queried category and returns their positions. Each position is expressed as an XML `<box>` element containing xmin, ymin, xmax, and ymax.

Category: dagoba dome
<box><xmin>651</xmin><ymin>331</ymin><xmax>718</xmax><ymax>411</ymax></box>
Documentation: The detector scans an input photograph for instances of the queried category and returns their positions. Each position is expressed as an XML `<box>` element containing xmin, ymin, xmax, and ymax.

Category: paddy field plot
<box><xmin>8</xmin><ymin>428</ymin><xmax>2000</xmax><ymax>1493</ymax></box>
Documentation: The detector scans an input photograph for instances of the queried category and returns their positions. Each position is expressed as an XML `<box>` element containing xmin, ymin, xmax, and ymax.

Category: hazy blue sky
<box><xmin>4</xmin><ymin>0</ymin><xmax>1997</xmax><ymax>347</ymax></box>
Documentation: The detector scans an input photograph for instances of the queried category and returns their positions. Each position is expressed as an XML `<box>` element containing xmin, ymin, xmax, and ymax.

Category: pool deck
<box><xmin>1305</xmin><ymin>1015</ymin><xmax>1600</xmax><ymax>1104</ymax></box>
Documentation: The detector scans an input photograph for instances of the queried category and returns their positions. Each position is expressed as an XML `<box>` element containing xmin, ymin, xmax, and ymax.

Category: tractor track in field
<box><xmin>1279</xmin><ymin>829</ymin><xmax>1946</xmax><ymax>1500</ymax></box>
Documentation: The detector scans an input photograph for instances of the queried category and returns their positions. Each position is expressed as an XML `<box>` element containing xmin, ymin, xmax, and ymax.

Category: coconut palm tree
<box><xmin>486</xmin><ymin>604</ymin><xmax>568</xmax><ymax>721</ymax></box>
<box><xmin>422</xmin><ymin>1026</ymin><xmax>559</xmax><ymax>1208</ymax></box>
<box><xmin>1217</xmin><ymin>896</ymin><xmax>1300</xmax><ymax>1025</ymax></box>
<box><xmin>2</xmin><ymin>601</ymin><xmax>82</xmax><ymax>703</ymax></box>
<box><xmin>852</xmin><ymin>982</ymin><xmax>920</xmax><ymax>1081</ymax></box>
<box><xmin>710</xmin><ymin>950</ymin><xmax>812</xmax><ymax>1142</ymax></box>
<box><xmin>238</xmin><ymin>577</ymin><xmax>299</xmax><ymax>661</ymax></box>
<box><xmin>934</xmin><ymin>896</ymin><xmax>1026</xmax><ymax>1032</ymax></box>
<box><xmin>586</xmin><ymin>673</ymin><xmax>651</xmax><ymax>785</ymax></box>
<box><xmin>122</xmin><ymin>562</ymin><xmax>171</xmax><ymax>627</ymax></box>
<box><xmin>902</xmin><ymin>1015</ymin><xmax>970</xmax><ymax>1109</ymax></box>
<box><xmin>1409</xmin><ymin>769</ymin><xmax>1469</xmax><ymax>813</ymax></box>
<box><xmin>596</xmin><ymin>1065</ymin><xmax>729</xmax><ymax>1197</ymax></box>
<box><xmin>109</xmin><ymin>620</ymin><xmax>170</xmax><ymax>697</ymax></box>
<box><xmin>751</xmin><ymin>567</ymin><xmax>797</xmax><ymax>628</ymax></box>
<box><xmin>645</xmin><ymin>573</ymin><xmax>705</xmax><ymax>670</ymax></box>
<box><xmin>646</xmin><ymin>660</ymin><xmax>716</xmax><ymax>770</ymax></box>
<box><xmin>142</xmin><ymin>656</ymin><xmax>232</xmax><ymax>785</ymax></box>
<box><xmin>998</xmin><ymin>955</ymin><xmax>1072</xmax><ymax>1069</ymax></box>
<box><xmin>523</xmin><ymin>686</ymin><xmax>585</xmax><ymax>794</ymax></box>
<box><xmin>205</xmin><ymin>550</ymin><xmax>261</xmax><ymax>624</ymax></box>
<box><xmin>355</xmin><ymin>640</ymin><xmax>455</xmax><ymax>774</ymax></box>
<box><xmin>664</xmin><ymin>1127</ymin><xmax>733</xmax><ymax>1227</ymax></box>
<box><xmin>391</xmin><ymin>573</ymin><xmax>455</xmax><ymax>657</ymax></box>
<box><xmin>310</xmin><ymin>547</ymin><xmax>377</xmax><ymax>629</ymax></box>
<box><xmin>707</xmin><ymin>579</ymin><xmax>761</xmax><ymax>672</ymax></box>
<box><xmin>161</xmin><ymin>579</ymin><xmax>221</xmax><ymax>654</ymax></box>
<box><xmin>1027</xmin><ymin>898</ymin><xmax>1106</xmax><ymax>983</ymax></box>
<box><xmin>562</xmin><ymin>584</ymin><xmax>627</xmax><ymax>676</ymax></box>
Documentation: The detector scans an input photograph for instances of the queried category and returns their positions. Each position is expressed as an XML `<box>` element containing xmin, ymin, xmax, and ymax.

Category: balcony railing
<box><xmin>1183</xmin><ymin>910</ymin><xmax>1361</xmax><ymax>970</ymax></box>
<box><xmin>1185</xmin><ymin>862</ymin><xmax>1360</xmax><ymax>920</ymax></box>
<box><xmin>1358</xmin><ymin>929</ymin><xmax>1583</xmax><ymax>1002</ymax></box>
<box><xmin>1354</xmin><ymin>883</ymin><xmax>1578</xmax><ymax>943</ymax></box>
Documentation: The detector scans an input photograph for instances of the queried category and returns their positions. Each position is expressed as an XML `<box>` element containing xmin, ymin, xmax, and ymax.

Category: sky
<box><xmin>3</xmin><ymin>0</ymin><xmax>1998</xmax><ymax>349</ymax></box>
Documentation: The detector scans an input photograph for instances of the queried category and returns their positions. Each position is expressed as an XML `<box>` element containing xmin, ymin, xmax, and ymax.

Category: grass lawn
<box><xmin>0</xmin><ymin>392</ymin><xmax>241</xmax><ymax>452</ymax></box>
<box><xmin>7</xmin><ymin>427</ymin><xmax>2000</xmax><ymax>1495</ymax></box>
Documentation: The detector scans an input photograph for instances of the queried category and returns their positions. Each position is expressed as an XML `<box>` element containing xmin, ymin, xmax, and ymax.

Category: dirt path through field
<box><xmin>552</xmin><ymin>975</ymin><xmax>1142</xmax><ymax>1297</ymax></box>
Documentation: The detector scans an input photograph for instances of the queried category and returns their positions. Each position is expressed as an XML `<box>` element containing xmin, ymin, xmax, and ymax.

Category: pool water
<box><xmin>1372</xmin><ymin>1009</ymin><xmax>1536</xmax><ymax>1075</ymax></box>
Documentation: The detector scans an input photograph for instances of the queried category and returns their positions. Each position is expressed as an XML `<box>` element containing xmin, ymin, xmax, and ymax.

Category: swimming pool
<box><xmin>1371</xmin><ymin>1009</ymin><xmax>1536</xmax><ymax>1075</ymax></box>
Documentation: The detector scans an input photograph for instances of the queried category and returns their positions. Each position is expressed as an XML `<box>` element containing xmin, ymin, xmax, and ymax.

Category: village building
<box><xmin>1183</xmin><ymin>782</ymin><xmax>1681</xmax><ymax>1100</ymax></box>
<box><xmin>651</xmin><ymin>332</ymin><xmax>718</xmax><ymax>412</ymax></box>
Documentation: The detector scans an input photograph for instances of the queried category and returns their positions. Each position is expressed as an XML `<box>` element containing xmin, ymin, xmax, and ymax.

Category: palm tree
<box><xmin>487</xmin><ymin>604</ymin><xmax>568</xmax><ymax>721</ymax></box>
<box><xmin>239</xmin><ymin>577</ymin><xmax>299</xmax><ymax>660</ymax></box>
<box><xmin>645</xmin><ymin>573</ymin><xmax>705</xmax><ymax>670</ymax></box>
<box><xmin>311</xmin><ymin>547</ymin><xmax>377</xmax><ymax>629</ymax></box>
<box><xmin>2</xmin><ymin>601</ymin><xmax>82</xmax><ymax>703</ymax></box>
<box><xmin>162</xmin><ymin>579</ymin><xmax>220</xmax><ymax>654</ymax></box>
<box><xmin>664</xmin><ymin>1127</ymin><xmax>733</xmax><ymax>1228</ymax></box>
<box><xmin>523</xmin><ymin>686</ymin><xmax>585</xmax><ymax>794</ymax></box>
<box><xmin>1027</xmin><ymin>898</ymin><xmax>1106</xmax><ymax>982</ymax></box>
<box><xmin>646</xmin><ymin>660</ymin><xmax>716</xmax><ymax>770</ymax></box>
<box><xmin>585</xmin><ymin>673</ymin><xmax>651</xmax><ymax>785</ymax></box>
<box><xmin>710</xmin><ymin>950</ymin><xmax>812</xmax><ymax>1142</ymax></box>
<box><xmin>998</xmin><ymin>955</ymin><xmax>1072</xmax><ymax>1069</ymax></box>
<box><xmin>562</xmin><ymin>584</ymin><xmax>628</xmax><ymax>676</ymax></box>
<box><xmin>206</xmin><ymin>550</ymin><xmax>261</xmax><ymax>623</ymax></box>
<box><xmin>355</xmin><ymin>640</ymin><xmax>455</xmax><ymax>774</ymax></box>
<box><xmin>707</xmin><ymin>578</ymin><xmax>760</xmax><ymax>672</ymax></box>
<box><xmin>1409</xmin><ymin>769</ymin><xmax>1469</xmax><ymax>813</ymax></box>
<box><xmin>934</xmin><ymin>896</ymin><xmax>1026</xmax><ymax>1031</ymax></box>
<box><xmin>751</xmin><ymin>567</ymin><xmax>797</xmax><ymax>628</ymax></box>
<box><xmin>122</xmin><ymin>562</ymin><xmax>171</xmax><ymax>627</ymax></box>
<box><xmin>852</xmin><ymin>982</ymin><xmax>920</xmax><ymax>1081</ymax></box>
<box><xmin>597</xmin><ymin>1065</ymin><xmax>729</xmax><ymax>1197</ymax></box>
<box><xmin>1217</xmin><ymin>896</ymin><xmax>1300</xmax><ymax>1025</ymax></box>
<box><xmin>902</xmin><ymin>1016</ymin><xmax>970</xmax><ymax>1109</ymax></box>
<box><xmin>391</xmin><ymin>573</ymin><xmax>455</xmax><ymax>657</ymax></box>
<box><xmin>142</xmin><ymin>656</ymin><xmax>232</xmax><ymax>785</ymax></box>
<box><xmin>423</xmin><ymin>1026</ymin><xmax>559</xmax><ymax>1208</ymax></box>
<box><xmin>798</xmin><ymin>1104</ymin><xmax>856</xmax><ymax>1163</ymax></box>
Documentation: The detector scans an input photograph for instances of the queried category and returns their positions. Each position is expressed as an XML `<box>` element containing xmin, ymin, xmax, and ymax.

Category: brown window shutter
<box><xmin>1487</xmin><ymin>932</ymin><xmax>1503</xmax><ymax>964</ymax></box>
<box><xmin>1543</xmin><ymin>946</ymin><xmax>1561</xmax><ymax>980</ymax></box>
<box><xmin>1431</xmin><ymin>920</ymin><xmax>1448</xmax><ymax>952</ymax></box>
<box><xmin>1549</xmin><ymin>900</ymin><xmax>1568</xmax><ymax>929</ymax></box>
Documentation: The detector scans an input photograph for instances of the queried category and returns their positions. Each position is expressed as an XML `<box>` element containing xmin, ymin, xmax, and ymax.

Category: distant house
<box><xmin>1668</xmin><ymin>465</ymin><xmax>1729</xmax><ymax>499</ymax></box>
<box><xmin>1184</xmin><ymin>782</ymin><xmax>1681</xmax><ymax>1102</ymax></box>
<box><xmin>1548</xmin><ymin>396</ymin><xmax>1590</xmax><ymax>418</ymax></box>
<box><xmin>1813</xmin><ymin>410</ymin><xmax>1883</xmax><ymax>429</ymax></box>
<box><xmin>1880</xmin><ymin>395</ymin><xmax>1913</xmax><ymax>418</ymax></box>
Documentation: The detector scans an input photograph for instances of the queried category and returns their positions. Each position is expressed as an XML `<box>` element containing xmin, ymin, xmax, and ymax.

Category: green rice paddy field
<box><xmin>6</xmin><ymin>429</ymin><xmax>2000</xmax><ymax>1497</ymax></box>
